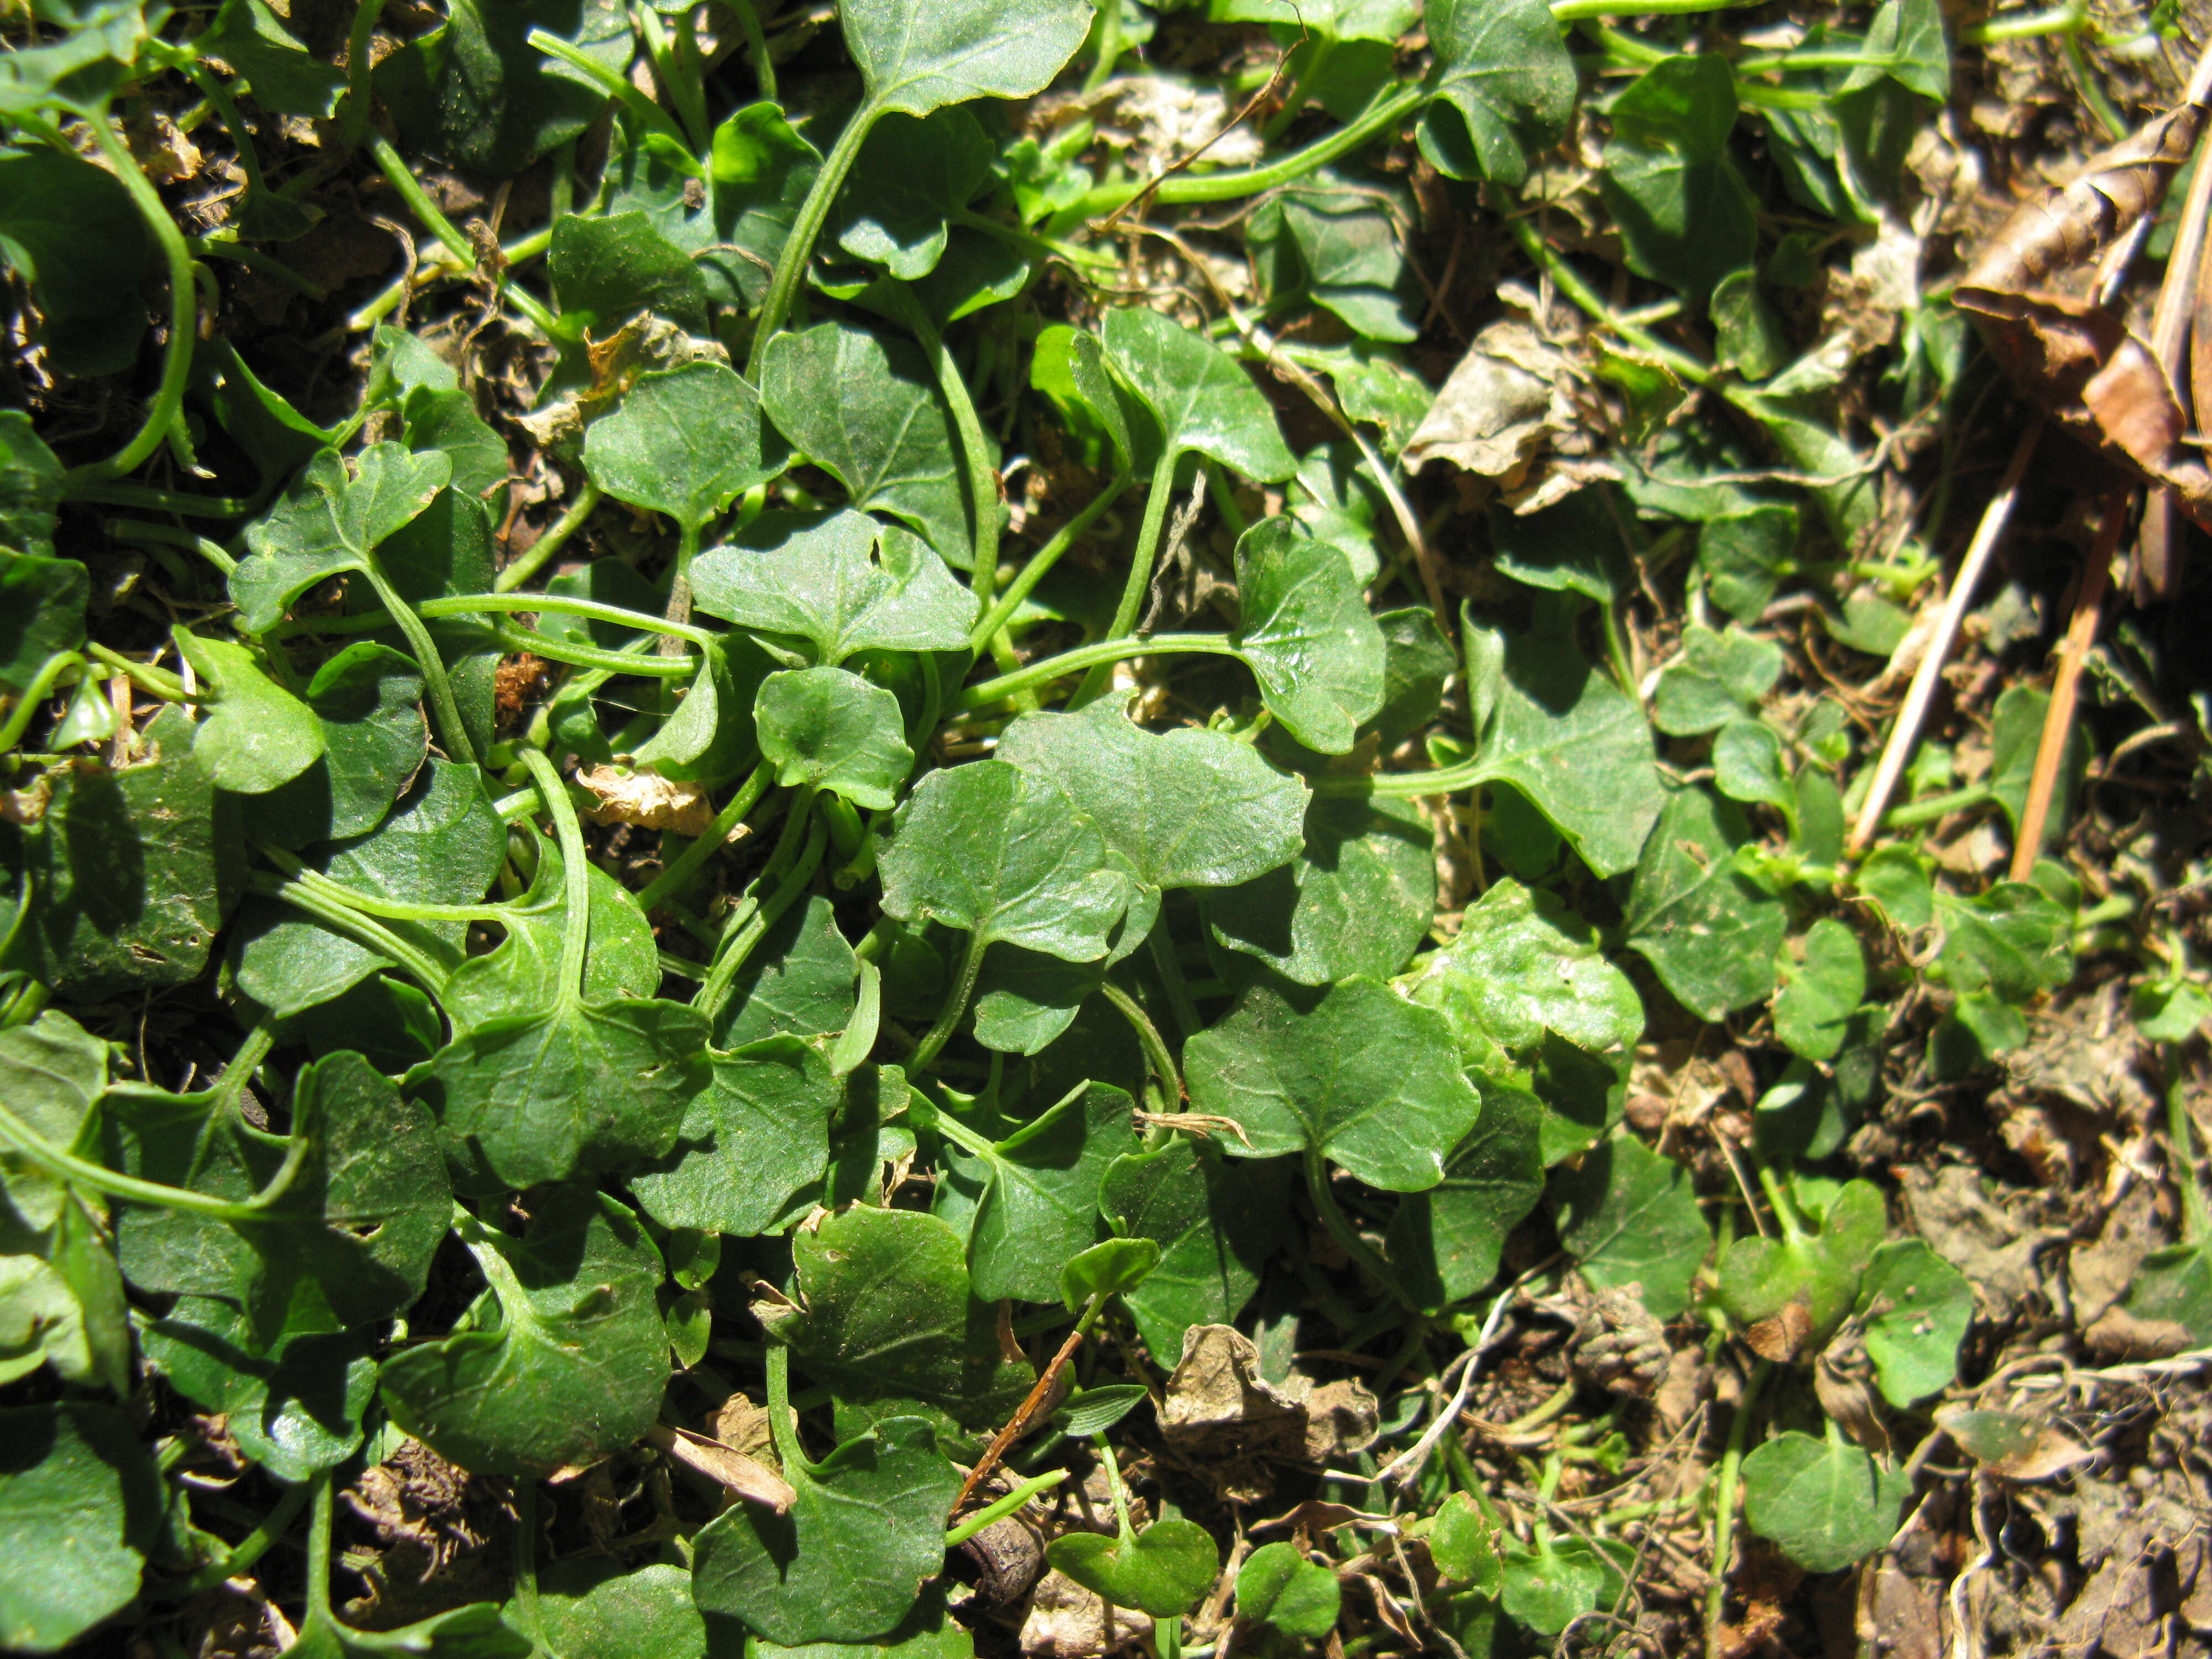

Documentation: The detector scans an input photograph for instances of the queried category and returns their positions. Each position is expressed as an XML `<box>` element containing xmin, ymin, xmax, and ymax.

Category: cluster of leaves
<box><xmin>1</xmin><ymin>0</ymin><xmax>2206</xmax><ymax>1656</ymax></box>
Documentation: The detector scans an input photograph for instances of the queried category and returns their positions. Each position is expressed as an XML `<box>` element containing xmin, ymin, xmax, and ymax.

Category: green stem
<box><xmin>1083</xmin><ymin>0</ymin><xmax>1124</xmax><ymax>92</ymax></box>
<box><xmin>637</xmin><ymin>1</ymin><xmax>709</xmax><ymax>152</ymax></box>
<box><xmin>764</xmin><ymin>1342</ymin><xmax>805</xmax><ymax>1471</ymax></box>
<box><xmin>490</xmin><ymin>622</ymin><xmax>695</xmax><ymax>677</ymax></box>
<box><xmin>260</xmin><ymin>850</ymin><xmax>532</xmax><ymax>925</ymax></box>
<box><xmin>1305</xmin><ymin>1147</ymin><xmax>1412</xmax><ymax>1312</ymax></box>
<box><xmin>0</xmin><ymin>653</ymin><xmax>86</xmax><ymax>754</ymax></box>
<box><xmin>172</xmin><ymin>1479</ymin><xmax>314</xmax><ymax>1598</ymax></box>
<box><xmin>0</xmin><ymin>1090</ymin><xmax>311</xmax><ymax>1227</ymax></box>
<box><xmin>1312</xmin><ymin>762</ymin><xmax>1486</xmax><ymax>800</ymax></box>
<box><xmin>1501</xmin><ymin>210</ymin><xmax>1713</xmax><ymax>387</ymax></box>
<box><xmin>418</xmin><ymin>589</ymin><xmax>714</xmax><ymax>649</ymax></box>
<box><xmin>667</xmin><ymin>519</ymin><xmax>702</xmax><ymax>637</ymax></box>
<box><xmin>302</xmin><ymin>1471</ymin><xmax>337</xmax><ymax>1632</ymax></box>
<box><xmin>1145</xmin><ymin>928</ymin><xmax>1202</xmax><ymax>1044</ymax></box>
<box><xmin>526</xmin><ymin>27</ymin><xmax>688</xmax><ymax>146</ymax></box>
<box><xmin>2167</xmin><ymin>1071</ymin><xmax>2209</xmax><ymax>1246</ymax></box>
<box><xmin>1100</xmin><ymin>977</ymin><xmax>1180</xmax><ymax>1107</ymax></box>
<box><xmin>634</xmin><ymin>760</ymin><xmax>774</xmax><ymax>914</ymax></box>
<box><xmin>1073</xmin><ymin>447</ymin><xmax>1181</xmax><ymax>707</ymax></box>
<box><xmin>1876</xmin><ymin>783</ymin><xmax>1994</xmax><ymax>830</ymax></box>
<box><xmin>519</xmin><ymin>749</ymin><xmax>591</xmax><ymax>998</ymax></box>
<box><xmin>1552</xmin><ymin>0</ymin><xmax>1762</xmax><ymax>13</ymax></box>
<box><xmin>254</xmin><ymin>873</ymin><xmax>451</xmax><ymax>993</ymax></box>
<box><xmin>745</xmin><ymin>101</ymin><xmax>883</xmax><ymax>379</ymax></box>
<box><xmin>512</xmin><ymin>1479</ymin><xmax>547</xmax><ymax>1658</ymax></box>
<box><xmin>885</xmin><ymin>284</ymin><xmax>1000</xmax><ymax>608</ymax></box>
<box><xmin>969</xmin><ymin>476</ymin><xmax>1130</xmax><ymax>649</ymax></box>
<box><xmin>909</xmin><ymin>930</ymin><xmax>988</xmax><ymax>1077</ymax></box>
<box><xmin>367</xmin><ymin>137</ymin><xmax>560</xmax><ymax>337</ymax></box>
<box><xmin>494</xmin><ymin>482</ymin><xmax>602</xmax><ymax>592</ymax></box>
<box><xmin>956</xmin><ymin>633</ymin><xmax>1234</xmax><ymax>713</ymax></box>
<box><xmin>1072</xmin><ymin>84</ymin><xmax>1422</xmax><ymax>218</ymax></box>
<box><xmin>1705</xmin><ymin>1360</ymin><xmax>1770</xmax><ymax>1659</ymax></box>
<box><xmin>729</xmin><ymin>0</ymin><xmax>776</xmax><ymax>100</ymax></box>
<box><xmin>346</xmin><ymin>224</ymin><xmax>556</xmax><ymax>337</ymax></box>
<box><xmin>1753</xmin><ymin>1157</ymin><xmax>1807</xmax><ymax>1243</ymax></box>
<box><xmin>339</xmin><ymin>0</ymin><xmax>383</xmax><ymax>150</ymax></box>
<box><xmin>103</xmin><ymin>519</ymin><xmax>238</xmax><ymax>576</ymax></box>
<box><xmin>696</xmin><ymin>812</ymin><xmax>826</xmax><ymax>1019</ymax></box>
<box><xmin>353</xmin><ymin>561</ymin><xmax>476</xmax><ymax>765</ymax></box>
<box><xmin>944</xmin><ymin>1468</ymin><xmax>1069</xmax><ymax>1547</ymax></box>
<box><xmin>66</xmin><ymin>119</ymin><xmax>198</xmax><ymax>485</ymax></box>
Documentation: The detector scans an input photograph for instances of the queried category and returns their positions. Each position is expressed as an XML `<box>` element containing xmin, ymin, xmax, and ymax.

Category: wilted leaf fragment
<box><xmin>378</xmin><ymin>1187</ymin><xmax>670</xmax><ymax>1477</ymax></box>
<box><xmin>1403</xmin><ymin>321</ymin><xmax>1572</xmax><ymax>479</ymax></box>
<box><xmin>1186</xmin><ymin>975</ymin><xmax>1481</xmax><ymax>1191</ymax></box>
<box><xmin>692</xmin><ymin>1415</ymin><xmax>961</xmax><ymax>1647</ymax></box>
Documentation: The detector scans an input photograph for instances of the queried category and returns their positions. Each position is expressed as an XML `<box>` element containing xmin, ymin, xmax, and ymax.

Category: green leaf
<box><xmin>258</xmin><ymin>644</ymin><xmax>428</xmax><ymax>848</ymax></box>
<box><xmin>760</xmin><ymin>322</ymin><xmax>972</xmax><ymax>566</ymax></box>
<box><xmin>936</xmin><ymin>1081</ymin><xmax>1135</xmax><ymax>1302</ymax></box>
<box><xmin>1100</xmin><ymin>1143</ymin><xmax>1288</xmax><ymax>1359</ymax></box>
<box><xmin>1740</xmin><ymin>1432</ymin><xmax>1909</xmax><ymax>1574</ymax></box>
<box><xmin>1486</xmin><ymin>485</ymin><xmax>1627</xmax><ymax>603</ymax></box>
<box><xmin>1048</xmin><ymin>1517</ymin><xmax>1221</xmax><ymax>1619</ymax></box>
<box><xmin>1597</xmin><ymin>56</ymin><xmax>1757</xmax><ymax>308</ymax></box>
<box><xmin>1186</xmin><ymin>974</ymin><xmax>1483</xmax><ymax>1191</ymax></box>
<box><xmin>1934</xmin><ymin>882</ymin><xmax>2070</xmax><ymax>1006</ymax></box>
<box><xmin>1715</xmin><ymin>1180</ymin><xmax>1887</xmax><ymax>1347</ymax></box>
<box><xmin>716</xmin><ymin>894</ymin><xmax>860</xmax><ymax>1048</ymax></box>
<box><xmin>1775</xmin><ymin>919</ymin><xmax>1866</xmax><ymax>1063</ymax></box>
<box><xmin>442</xmin><ymin>849</ymin><xmax>660</xmax><ymax>1034</ymax></box>
<box><xmin>695</xmin><ymin>1412</ymin><xmax>961</xmax><ymax>1648</ymax></box>
<box><xmin>379</xmin><ymin>1187</ymin><xmax>670</xmax><ymax>1477</ymax></box>
<box><xmin>142</xmin><ymin>1297</ymin><xmax>375</xmax><ymax>1483</ymax></box>
<box><xmin>1384</xmin><ymin>1084</ymin><xmax>1545</xmax><ymax>1307</ymax></box>
<box><xmin>1624</xmin><ymin>784</ymin><xmax>1788</xmax><ymax>1020</ymax></box>
<box><xmin>232</xmin><ymin>445</ymin><xmax>452</xmax><ymax>632</ymax></box>
<box><xmin>1698</xmin><ymin>505</ymin><xmax>1798</xmax><ymax>622</ymax></box>
<box><xmin>1499</xmin><ymin>1534</ymin><xmax>1632</xmax><ymax>1638</ymax></box>
<box><xmin>1052</xmin><ymin>1380</ymin><xmax>1151</xmax><ymax>1437</ymax></box>
<box><xmin>199</xmin><ymin>0</ymin><xmax>349</xmax><ymax>115</ymax></box>
<box><xmin>843</xmin><ymin>0</ymin><xmax>1097</xmax><ymax>117</ymax></box>
<box><xmin>633</xmin><ymin>633</ymin><xmax>776</xmax><ymax>788</ymax></box>
<box><xmin>2115</xmin><ymin>1241</ymin><xmax>2212</xmax><ymax>1345</ymax></box>
<box><xmin>549</xmin><ymin>208</ymin><xmax>713</xmax><ymax>335</ymax></box>
<box><xmin>0</xmin><ymin>550</ymin><xmax>85</xmax><ymax>693</ymax></box>
<box><xmin>833</xmin><ymin>107</ymin><xmax>991</xmax><ymax>278</ymax></box>
<box><xmin>0</xmin><ymin>1009</ymin><xmax>108</xmax><ymax>1233</ymax></box>
<box><xmin>583</xmin><ymin>363</ymin><xmax>785</xmax><ymax>533</ymax></box>
<box><xmin>1855</xmin><ymin>1239</ymin><xmax>1971</xmax><ymax>1406</ymax></box>
<box><xmin>879</xmin><ymin>759</ymin><xmax>1130</xmax><ymax>961</ymax></box>
<box><xmin>0</xmin><ymin>146</ymin><xmax>148</xmax><ymax>377</ymax></box>
<box><xmin>1235</xmin><ymin>1541</ymin><xmax>1340</xmax><ymax>1638</ymax></box>
<box><xmin>1841</xmin><ymin>0</ymin><xmax>1949</xmax><ymax>100</ymax></box>
<box><xmin>1854</xmin><ymin>844</ymin><xmax>1933</xmax><ymax>931</ymax></box>
<box><xmin>1101</xmin><ymin>309</ymin><xmax>1298</xmax><ymax>482</ymax></box>
<box><xmin>756</xmin><ymin>667</ymin><xmax>915</xmax><ymax>809</ymax></box>
<box><xmin>693</xmin><ymin>509</ymin><xmax>977</xmax><ymax>665</ymax></box>
<box><xmin>1059</xmin><ymin>1237</ymin><xmax>1161</xmax><ymax>1312</ymax></box>
<box><xmin>763</xmin><ymin>1204</ymin><xmax>1034</xmax><ymax>1427</ymax></box>
<box><xmin>1652</xmin><ymin>624</ymin><xmax>1784</xmax><ymax>735</ymax></box>
<box><xmin>418</xmin><ymin>992</ymin><xmax>711</xmax><ymax>1193</ymax></box>
<box><xmin>1</xmin><ymin>706</ymin><xmax>241</xmax><ymax>997</ymax></box>
<box><xmin>1421</xmin><ymin>0</ymin><xmax>1576</xmax><ymax>187</ymax></box>
<box><xmin>1548</xmin><ymin>1133</ymin><xmax>1709</xmax><ymax>1321</ymax></box>
<box><xmin>1989</xmin><ymin>685</ymin><xmax>2089</xmax><ymax>858</ymax></box>
<box><xmin>1232</xmin><ymin>517</ymin><xmax>1387</xmax><ymax>754</ymax></box>
<box><xmin>1427</xmin><ymin>1493</ymin><xmax>1503</xmax><ymax>1594</ymax></box>
<box><xmin>173</xmin><ymin>629</ymin><xmax>326</xmax><ymax>795</ymax></box>
<box><xmin>0</xmin><ymin>414</ymin><xmax>64</xmax><ymax>557</ymax></box>
<box><xmin>998</xmin><ymin>699</ymin><xmax>1308</xmax><ymax>897</ymax></box>
<box><xmin>109</xmin><ymin>1050</ymin><xmax>452</xmax><ymax>1334</ymax></box>
<box><xmin>375</xmin><ymin>0</ymin><xmax>631</xmax><ymax>175</ymax></box>
<box><xmin>627</xmin><ymin>1039</ymin><xmax>844</xmax><ymax>1237</ymax></box>
<box><xmin>0</xmin><ymin>1404</ymin><xmax>162</xmax><ymax>1653</ymax></box>
<box><xmin>1208</xmin><ymin>793</ymin><xmax>1432</xmax><ymax>985</ymax></box>
<box><xmin>699</xmin><ymin>102</ymin><xmax>824</xmax><ymax>309</ymax></box>
<box><xmin>1406</xmin><ymin>875</ymin><xmax>1645</xmax><ymax>1067</ymax></box>
<box><xmin>1460</xmin><ymin>614</ymin><xmax>1663</xmax><ymax>879</ymax></box>
<box><xmin>527</xmin><ymin>1559</ymin><xmax>705</xmax><ymax>1659</ymax></box>
<box><xmin>1712</xmin><ymin>719</ymin><xmax>1793</xmax><ymax>820</ymax></box>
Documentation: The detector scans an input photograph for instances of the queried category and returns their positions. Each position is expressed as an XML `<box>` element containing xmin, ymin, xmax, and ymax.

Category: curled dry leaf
<box><xmin>1019</xmin><ymin>1568</ymin><xmax>1150</xmax><ymax>1658</ymax></box>
<box><xmin>643</xmin><ymin>1423</ymin><xmax>797</xmax><ymax>1512</ymax></box>
<box><xmin>578</xmin><ymin>763</ymin><xmax>715</xmax><ymax>836</ymax></box>
<box><xmin>1933</xmin><ymin>1405</ymin><xmax>2094</xmax><ymax>1482</ymax></box>
<box><xmin>1955</xmin><ymin>97</ymin><xmax>2212</xmax><ymax>523</ymax></box>
<box><xmin>1402</xmin><ymin>320</ymin><xmax>1573</xmax><ymax>483</ymax></box>
<box><xmin>1161</xmin><ymin>1324</ymin><xmax>1305</xmax><ymax>1501</ymax></box>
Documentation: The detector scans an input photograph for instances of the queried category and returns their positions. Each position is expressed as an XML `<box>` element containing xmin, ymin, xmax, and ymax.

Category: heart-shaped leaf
<box><xmin>172</xmin><ymin>629</ymin><xmax>325</xmax><ymax>795</ymax></box>
<box><xmin>232</xmin><ymin>445</ymin><xmax>451</xmax><ymax>633</ymax></box>
<box><xmin>692</xmin><ymin>1414</ymin><xmax>961</xmax><ymax>1647</ymax></box>
<box><xmin>692</xmin><ymin>509</ymin><xmax>976</xmax><ymax>665</ymax></box>
<box><xmin>933</xmin><ymin>1081</ymin><xmax>1136</xmax><ymax>1302</ymax></box>
<box><xmin>582</xmin><ymin>362</ymin><xmax>785</xmax><ymax>535</ymax></box>
<box><xmin>878</xmin><ymin>759</ymin><xmax>1130</xmax><ymax>962</ymax></box>
<box><xmin>1186</xmin><ymin>974</ymin><xmax>1482</xmax><ymax>1192</ymax></box>
<box><xmin>842</xmin><ymin>0</ymin><xmax>1097</xmax><ymax>118</ymax></box>
<box><xmin>1624</xmin><ymin>784</ymin><xmax>1787</xmax><ymax>1020</ymax></box>
<box><xmin>1048</xmin><ymin>1517</ymin><xmax>1221</xmax><ymax>1619</ymax></box>
<box><xmin>1716</xmin><ymin>1179</ymin><xmax>1888</xmax><ymax>1348</ymax></box>
<box><xmin>1548</xmin><ymin>1132</ymin><xmax>1710</xmax><ymax>1321</ymax></box>
<box><xmin>1101</xmin><ymin>309</ymin><xmax>1297</xmax><ymax>483</ymax></box>
<box><xmin>1236</xmin><ymin>1541</ymin><xmax>1341</xmax><ymax>1639</ymax></box>
<box><xmin>755</xmin><ymin>666</ymin><xmax>914</xmax><ymax>809</ymax></box>
<box><xmin>1209</xmin><ymin>793</ymin><xmax>1434</xmax><ymax>985</ymax></box>
<box><xmin>1422</xmin><ymin>0</ymin><xmax>1576</xmax><ymax>187</ymax></box>
<box><xmin>1775</xmin><ymin>919</ymin><xmax>1866</xmax><ymax>1063</ymax></box>
<box><xmin>1232</xmin><ymin>517</ymin><xmax>1387</xmax><ymax>754</ymax></box>
<box><xmin>255</xmin><ymin>644</ymin><xmax>427</xmax><ymax>849</ymax></box>
<box><xmin>1741</xmin><ymin>1431</ymin><xmax>1910</xmax><ymax>1573</ymax></box>
<box><xmin>379</xmin><ymin>1187</ymin><xmax>669</xmax><ymax>1478</ymax></box>
<box><xmin>626</xmin><ymin>1037</ymin><xmax>844</xmax><ymax>1237</ymax></box>
<box><xmin>760</xmin><ymin>322</ymin><xmax>971</xmax><ymax>566</ymax></box>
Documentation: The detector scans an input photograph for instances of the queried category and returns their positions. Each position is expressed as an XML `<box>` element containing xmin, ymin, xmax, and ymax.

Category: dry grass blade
<box><xmin>2133</xmin><ymin>41</ymin><xmax>2212</xmax><ymax>601</ymax></box>
<box><xmin>2009</xmin><ymin>491</ymin><xmax>2124</xmax><ymax>881</ymax></box>
<box><xmin>1848</xmin><ymin>421</ymin><xmax>2042</xmax><ymax>854</ymax></box>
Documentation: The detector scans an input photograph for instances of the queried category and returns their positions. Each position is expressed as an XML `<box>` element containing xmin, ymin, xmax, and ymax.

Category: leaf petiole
<box><xmin>943</xmin><ymin>1467</ymin><xmax>1070</xmax><ymax>1548</ymax></box>
<box><xmin>956</xmin><ymin>634</ymin><xmax>1235</xmax><ymax>713</ymax></box>
<box><xmin>351</xmin><ymin>560</ymin><xmax>478</xmax><ymax>765</ymax></box>
<box><xmin>1072</xmin><ymin>447</ymin><xmax>1182</xmax><ymax>707</ymax></box>
<box><xmin>969</xmin><ymin>476</ymin><xmax>1131</xmax><ymax>650</ymax></box>
<box><xmin>745</xmin><ymin>102</ymin><xmax>883</xmax><ymax>378</ymax></box>
<box><xmin>366</xmin><ymin>137</ymin><xmax>560</xmax><ymax>338</ymax></box>
<box><xmin>518</xmin><ymin>748</ymin><xmax>592</xmax><ymax>1001</ymax></box>
<box><xmin>909</xmin><ymin>929</ymin><xmax>988</xmax><ymax>1077</ymax></box>
<box><xmin>634</xmin><ymin>759</ymin><xmax>775</xmax><ymax>914</ymax></box>
<box><xmin>1304</xmin><ymin>1149</ymin><xmax>1417</xmax><ymax>1313</ymax></box>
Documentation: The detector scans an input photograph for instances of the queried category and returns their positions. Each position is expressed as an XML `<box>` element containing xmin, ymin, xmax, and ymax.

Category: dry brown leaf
<box><xmin>1018</xmin><ymin>1568</ymin><xmax>1149</xmax><ymax>1657</ymax></box>
<box><xmin>1932</xmin><ymin>1406</ymin><xmax>2093</xmax><ymax>1482</ymax></box>
<box><xmin>578</xmin><ymin>763</ymin><xmax>714</xmax><ymax>836</ymax></box>
<box><xmin>1288</xmin><ymin>1377</ymin><xmax>1380</xmax><ymax>1464</ymax></box>
<box><xmin>1743</xmin><ymin>1298</ymin><xmax>1814</xmax><ymax>1364</ymax></box>
<box><xmin>643</xmin><ymin>1423</ymin><xmax>795</xmax><ymax>1512</ymax></box>
<box><xmin>1402</xmin><ymin>320</ymin><xmax>1572</xmax><ymax>482</ymax></box>
<box><xmin>1161</xmin><ymin>1324</ymin><xmax>1305</xmax><ymax>1502</ymax></box>
<box><xmin>1251</xmin><ymin>1499</ymin><xmax>1398</xmax><ymax>1535</ymax></box>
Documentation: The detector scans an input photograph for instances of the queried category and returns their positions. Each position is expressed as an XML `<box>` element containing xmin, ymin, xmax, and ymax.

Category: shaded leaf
<box><xmin>1232</xmin><ymin>517</ymin><xmax>1387</xmax><ymax>754</ymax></box>
<box><xmin>1548</xmin><ymin>1133</ymin><xmax>1709</xmax><ymax>1321</ymax></box>
<box><xmin>693</xmin><ymin>509</ymin><xmax>976</xmax><ymax>665</ymax></box>
<box><xmin>935</xmin><ymin>1082</ymin><xmax>1135</xmax><ymax>1303</ymax></box>
<box><xmin>1101</xmin><ymin>309</ymin><xmax>1298</xmax><ymax>482</ymax></box>
<box><xmin>583</xmin><ymin>362</ymin><xmax>785</xmax><ymax>532</ymax></box>
<box><xmin>1422</xmin><ymin>0</ymin><xmax>1576</xmax><ymax>187</ymax></box>
<box><xmin>1624</xmin><ymin>784</ymin><xmax>1788</xmax><ymax>1020</ymax></box>
<box><xmin>757</xmin><ymin>667</ymin><xmax>914</xmax><ymax>808</ymax></box>
<box><xmin>1208</xmin><ymin>793</ymin><xmax>1433</xmax><ymax>986</ymax></box>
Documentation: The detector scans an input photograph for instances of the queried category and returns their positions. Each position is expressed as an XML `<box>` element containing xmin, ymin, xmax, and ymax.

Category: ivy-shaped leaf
<box><xmin>1101</xmin><ymin>309</ymin><xmax>1298</xmax><ymax>483</ymax></box>
<box><xmin>1232</xmin><ymin>517</ymin><xmax>1388</xmax><ymax>754</ymax></box>
<box><xmin>582</xmin><ymin>362</ymin><xmax>786</xmax><ymax>536</ymax></box>
<box><xmin>378</xmin><ymin>1187</ymin><xmax>669</xmax><ymax>1478</ymax></box>
<box><xmin>1208</xmin><ymin>794</ymin><xmax>1433</xmax><ymax>986</ymax></box>
<box><xmin>1384</xmin><ymin>1085</ymin><xmax>1546</xmax><ymax>1308</ymax></box>
<box><xmin>1421</xmin><ymin>0</ymin><xmax>1577</xmax><ymax>187</ymax></box>
<box><xmin>626</xmin><ymin>1039</ymin><xmax>845</xmax><ymax>1238</ymax></box>
<box><xmin>842</xmin><ymin>0</ymin><xmax>1097</xmax><ymax>117</ymax></box>
<box><xmin>1547</xmin><ymin>1132</ymin><xmax>1709</xmax><ymax>1321</ymax></box>
<box><xmin>1623</xmin><ymin>784</ymin><xmax>1788</xmax><ymax>1020</ymax></box>
<box><xmin>755</xmin><ymin>667</ymin><xmax>915</xmax><ymax>809</ymax></box>
<box><xmin>692</xmin><ymin>509</ymin><xmax>976</xmax><ymax>665</ymax></box>
<box><xmin>1187</xmin><ymin>974</ymin><xmax>1482</xmax><ymax>1191</ymax></box>
<box><xmin>231</xmin><ymin>445</ymin><xmax>451</xmax><ymax>633</ymax></box>
<box><xmin>1715</xmin><ymin>1180</ymin><xmax>1888</xmax><ymax>1348</ymax></box>
<box><xmin>1596</xmin><ymin>55</ymin><xmax>1757</xmax><ymax>309</ymax></box>
<box><xmin>932</xmin><ymin>1082</ymin><xmax>1136</xmax><ymax>1303</ymax></box>
<box><xmin>172</xmin><ymin>629</ymin><xmax>326</xmax><ymax>795</ymax></box>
